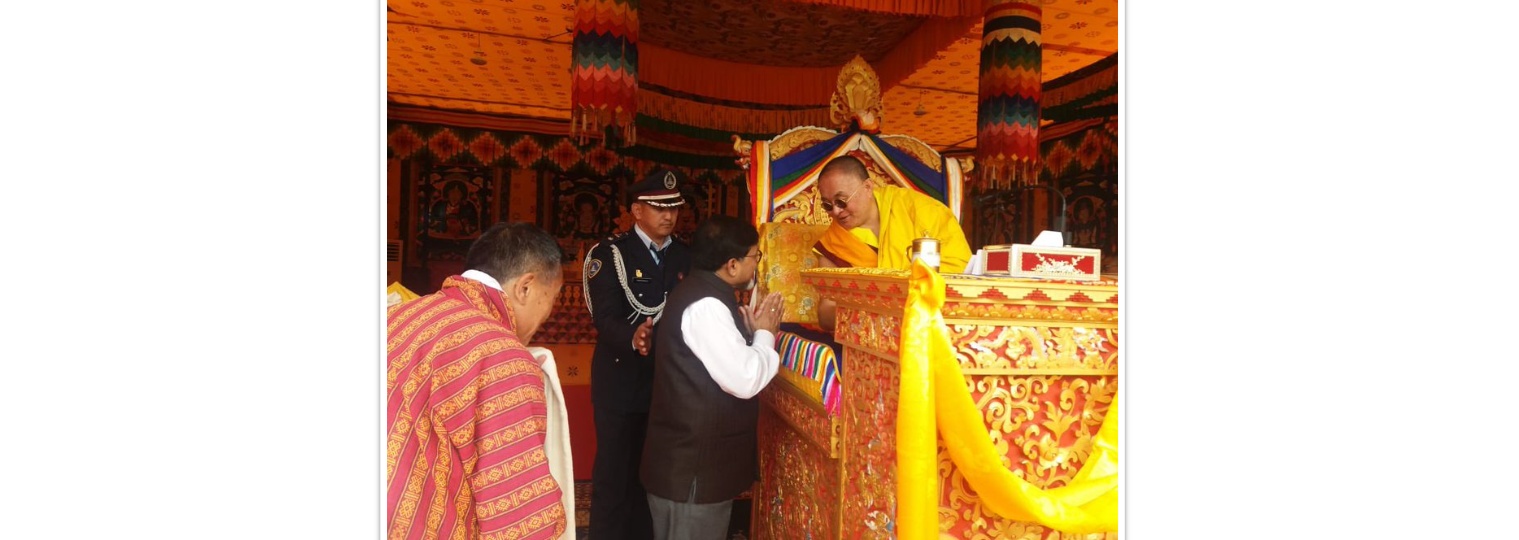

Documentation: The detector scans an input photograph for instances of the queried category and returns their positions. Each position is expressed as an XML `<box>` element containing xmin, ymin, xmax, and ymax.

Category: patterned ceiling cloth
<box><xmin>977</xmin><ymin>0</ymin><xmax>1042</xmax><ymax>188</ymax></box>
<box><xmin>571</xmin><ymin>0</ymin><xmax>639</xmax><ymax>146</ymax></box>
<box><xmin>639</xmin><ymin>0</ymin><xmax>925</xmax><ymax>68</ymax></box>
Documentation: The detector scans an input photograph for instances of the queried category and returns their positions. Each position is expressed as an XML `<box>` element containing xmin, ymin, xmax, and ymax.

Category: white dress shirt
<box><xmin>460</xmin><ymin>269</ymin><xmax>503</xmax><ymax>291</ymax></box>
<box><xmin>679</xmin><ymin>297</ymin><xmax>780</xmax><ymax>399</ymax></box>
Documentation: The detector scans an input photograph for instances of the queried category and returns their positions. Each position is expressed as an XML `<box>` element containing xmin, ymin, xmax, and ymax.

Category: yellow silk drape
<box><xmin>898</xmin><ymin>260</ymin><xmax>1119</xmax><ymax>538</ymax></box>
<box><xmin>896</xmin><ymin>258</ymin><xmax>940</xmax><ymax>539</ymax></box>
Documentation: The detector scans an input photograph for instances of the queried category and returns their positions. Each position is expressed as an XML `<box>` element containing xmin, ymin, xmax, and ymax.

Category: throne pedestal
<box><xmin>753</xmin><ymin>269</ymin><xmax>1118</xmax><ymax>539</ymax></box>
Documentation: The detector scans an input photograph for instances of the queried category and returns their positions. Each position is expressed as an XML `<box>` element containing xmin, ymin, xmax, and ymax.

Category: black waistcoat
<box><xmin>640</xmin><ymin>270</ymin><xmax>759</xmax><ymax>503</ymax></box>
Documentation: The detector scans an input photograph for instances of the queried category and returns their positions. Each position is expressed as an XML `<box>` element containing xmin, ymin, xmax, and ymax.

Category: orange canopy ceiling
<box><xmin>386</xmin><ymin>0</ymin><xmax>1116</xmax><ymax>154</ymax></box>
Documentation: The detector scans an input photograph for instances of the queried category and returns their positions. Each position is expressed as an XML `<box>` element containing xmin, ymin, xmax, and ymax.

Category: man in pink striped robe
<box><xmin>386</xmin><ymin>223</ymin><xmax>568</xmax><ymax>540</ymax></box>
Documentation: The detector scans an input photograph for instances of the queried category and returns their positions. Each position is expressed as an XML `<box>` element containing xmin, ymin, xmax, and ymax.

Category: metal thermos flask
<box><xmin>908</xmin><ymin>237</ymin><xmax>940</xmax><ymax>272</ymax></box>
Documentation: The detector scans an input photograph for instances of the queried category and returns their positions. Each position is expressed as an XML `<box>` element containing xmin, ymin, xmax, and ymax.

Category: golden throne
<box><xmin>731</xmin><ymin>56</ymin><xmax>973</xmax><ymax>418</ymax></box>
<box><xmin>734</xmin><ymin>55</ymin><xmax>973</xmax><ymax>330</ymax></box>
<box><xmin>736</xmin><ymin>57</ymin><xmax>1118</xmax><ymax>540</ymax></box>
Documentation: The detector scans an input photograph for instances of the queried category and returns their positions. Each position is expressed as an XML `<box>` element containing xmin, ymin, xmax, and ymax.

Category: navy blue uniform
<box><xmin>582</xmin><ymin>229</ymin><xmax>689</xmax><ymax>540</ymax></box>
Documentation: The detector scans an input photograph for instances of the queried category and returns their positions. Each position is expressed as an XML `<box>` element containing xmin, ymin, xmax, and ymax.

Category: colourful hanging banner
<box><xmin>570</xmin><ymin>0</ymin><xmax>639</xmax><ymax>146</ymax></box>
<box><xmin>976</xmin><ymin>0</ymin><xmax>1042</xmax><ymax>188</ymax></box>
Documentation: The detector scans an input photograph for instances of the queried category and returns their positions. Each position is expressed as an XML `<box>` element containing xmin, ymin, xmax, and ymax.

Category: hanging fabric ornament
<box><xmin>570</xmin><ymin>0</ymin><xmax>639</xmax><ymax>146</ymax></box>
<box><xmin>976</xmin><ymin>0</ymin><xmax>1042</xmax><ymax>189</ymax></box>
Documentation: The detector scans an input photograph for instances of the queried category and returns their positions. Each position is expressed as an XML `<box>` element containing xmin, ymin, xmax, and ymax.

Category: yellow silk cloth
<box><xmin>898</xmin><ymin>260</ymin><xmax>1118</xmax><ymax>538</ymax></box>
<box><xmin>815</xmin><ymin>184</ymin><xmax>972</xmax><ymax>273</ymax></box>
<box><xmin>386</xmin><ymin>282</ymin><xmax>420</xmax><ymax>307</ymax></box>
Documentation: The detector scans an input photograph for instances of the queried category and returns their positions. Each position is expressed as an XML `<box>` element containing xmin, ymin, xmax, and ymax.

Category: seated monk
<box><xmin>811</xmin><ymin>155</ymin><xmax>971</xmax><ymax>330</ymax></box>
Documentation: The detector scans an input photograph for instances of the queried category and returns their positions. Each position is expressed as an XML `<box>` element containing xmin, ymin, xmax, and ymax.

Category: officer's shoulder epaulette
<box><xmin>586</xmin><ymin>232</ymin><xmax>625</xmax><ymax>254</ymax></box>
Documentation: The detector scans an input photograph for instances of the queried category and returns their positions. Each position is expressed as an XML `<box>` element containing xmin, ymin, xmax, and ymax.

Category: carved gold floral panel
<box><xmin>760</xmin><ymin>382</ymin><xmax>839</xmax><ymax>457</ymax></box>
<box><xmin>952</xmin><ymin>325</ymin><xmax>1118</xmax><ymax>371</ymax></box>
<box><xmin>841</xmin><ymin>351</ymin><xmax>900</xmax><ymax>539</ymax></box>
<box><xmin>835</xmin><ymin>308</ymin><xmax>902</xmax><ymax>358</ymax></box>
<box><xmin>756</xmin><ymin>407</ymin><xmax>840</xmax><ymax>540</ymax></box>
<box><xmin>938</xmin><ymin>374</ymin><xmax>1116</xmax><ymax>539</ymax></box>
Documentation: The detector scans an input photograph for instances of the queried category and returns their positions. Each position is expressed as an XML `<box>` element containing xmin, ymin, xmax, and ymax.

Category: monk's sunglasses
<box><xmin>819</xmin><ymin>182</ymin><xmax>867</xmax><ymax>213</ymax></box>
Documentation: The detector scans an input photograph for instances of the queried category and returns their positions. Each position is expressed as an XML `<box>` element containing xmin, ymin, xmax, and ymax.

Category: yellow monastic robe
<box><xmin>813</xmin><ymin>183</ymin><xmax>971</xmax><ymax>273</ymax></box>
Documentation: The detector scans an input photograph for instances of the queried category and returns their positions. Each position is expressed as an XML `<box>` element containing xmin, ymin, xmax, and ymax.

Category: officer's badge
<box><xmin>663</xmin><ymin>171</ymin><xmax>677</xmax><ymax>189</ymax></box>
<box><xmin>586</xmin><ymin>258</ymin><xmax>602</xmax><ymax>280</ymax></box>
<box><xmin>636</xmin><ymin>268</ymin><xmax>644</xmax><ymax>279</ymax></box>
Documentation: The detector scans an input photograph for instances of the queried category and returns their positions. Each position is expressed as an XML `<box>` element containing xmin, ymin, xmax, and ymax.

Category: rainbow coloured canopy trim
<box><xmin>746</xmin><ymin>130</ymin><xmax>961</xmax><ymax>224</ymax></box>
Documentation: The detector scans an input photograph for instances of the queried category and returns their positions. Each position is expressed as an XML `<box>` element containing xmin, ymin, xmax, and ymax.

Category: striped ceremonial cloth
<box><xmin>775</xmin><ymin>331</ymin><xmax>843</xmax><ymax>417</ymax></box>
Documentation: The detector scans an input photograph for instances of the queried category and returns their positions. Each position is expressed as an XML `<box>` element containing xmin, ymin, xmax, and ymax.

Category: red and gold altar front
<box><xmin>753</xmin><ymin>268</ymin><xmax>1118</xmax><ymax>539</ymax></box>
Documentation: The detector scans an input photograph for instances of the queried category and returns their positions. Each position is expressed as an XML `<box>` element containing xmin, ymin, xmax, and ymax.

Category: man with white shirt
<box><xmin>582</xmin><ymin>168</ymin><xmax>692</xmax><ymax>540</ymax></box>
<box><xmin>385</xmin><ymin>222</ymin><xmax>568</xmax><ymax>540</ymax></box>
<box><xmin>640</xmin><ymin>215</ymin><xmax>785</xmax><ymax>540</ymax></box>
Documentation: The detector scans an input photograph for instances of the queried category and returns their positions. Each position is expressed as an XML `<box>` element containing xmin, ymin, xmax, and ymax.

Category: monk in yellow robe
<box><xmin>811</xmin><ymin>155</ymin><xmax>971</xmax><ymax>329</ymax></box>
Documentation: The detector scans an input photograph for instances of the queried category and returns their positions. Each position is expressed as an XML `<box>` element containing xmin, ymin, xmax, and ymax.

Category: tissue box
<box><xmin>982</xmin><ymin>244</ymin><xmax>1103</xmax><ymax>281</ymax></box>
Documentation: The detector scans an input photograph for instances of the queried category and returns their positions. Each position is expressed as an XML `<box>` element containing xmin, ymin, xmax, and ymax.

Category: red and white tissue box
<box><xmin>982</xmin><ymin>244</ymin><xmax>1103</xmax><ymax>281</ymax></box>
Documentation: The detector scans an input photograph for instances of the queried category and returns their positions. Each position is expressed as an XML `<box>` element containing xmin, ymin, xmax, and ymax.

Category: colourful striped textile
<box><xmin>977</xmin><ymin>0</ymin><xmax>1042</xmax><ymax>188</ymax></box>
<box><xmin>746</xmin><ymin>129</ymin><xmax>959</xmax><ymax>224</ymax></box>
<box><xmin>746</xmin><ymin>139</ymin><xmax>772</xmax><ymax>224</ymax></box>
<box><xmin>570</xmin><ymin>0</ymin><xmax>639</xmax><ymax>145</ymax></box>
<box><xmin>774</xmin><ymin>331</ymin><xmax>842</xmax><ymax>417</ymax></box>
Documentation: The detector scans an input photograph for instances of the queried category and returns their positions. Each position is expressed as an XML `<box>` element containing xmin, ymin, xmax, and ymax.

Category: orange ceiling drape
<box><xmin>782</xmin><ymin>0</ymin><xmax>986</xmax><ymax>17</ymax></box>
<box><xmin>873</xmin><ymin>16</ymin><xmax>983</xmax><ymax>90</ymax></box>
<box><xmin>639</xmin><ymin>44</ymin><xmax>837</xmax><ymax>106</ymax></box>
<box><xmin>639</xmin><ymin>14</ymin><xmax>978</xmax><ymax>110</ymax></box>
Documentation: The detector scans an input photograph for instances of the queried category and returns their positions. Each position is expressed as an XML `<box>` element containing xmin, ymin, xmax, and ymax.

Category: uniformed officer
<box><xmin>582</xmin><ymin>168</ymin><xmax>692</xmax><ymax>540</ymax></box>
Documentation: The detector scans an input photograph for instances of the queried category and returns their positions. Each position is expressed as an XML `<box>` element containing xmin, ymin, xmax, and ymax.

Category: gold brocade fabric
<box><xmin>899</xmin><ymin>260</ymin><xmax>1118</xmax><ymax>537</ymax></box>
<box><xmin>757</xmin><ymin>222</ymin><xmax>831</xmax><ymax>325</ymax></box>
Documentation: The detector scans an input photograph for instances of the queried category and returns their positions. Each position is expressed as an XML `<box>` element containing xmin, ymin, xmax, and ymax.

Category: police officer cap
<box><xmin>628</xmin><ymin>168</ymin><xmax>687</xmax><ymax>208</ymax></box>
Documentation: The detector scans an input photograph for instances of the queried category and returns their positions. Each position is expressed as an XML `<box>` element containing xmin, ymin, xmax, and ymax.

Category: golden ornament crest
<box><xmin>830</xmin><ymin>55</ymin><xmax>884</xmax><ymax>132</ymax></box>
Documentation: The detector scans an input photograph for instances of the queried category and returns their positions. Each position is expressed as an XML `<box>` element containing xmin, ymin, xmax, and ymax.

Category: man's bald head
<box><xmin>818</xmin><ymin>155</ymin><xmax>869</xmax><ymax>183</ymax></box>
